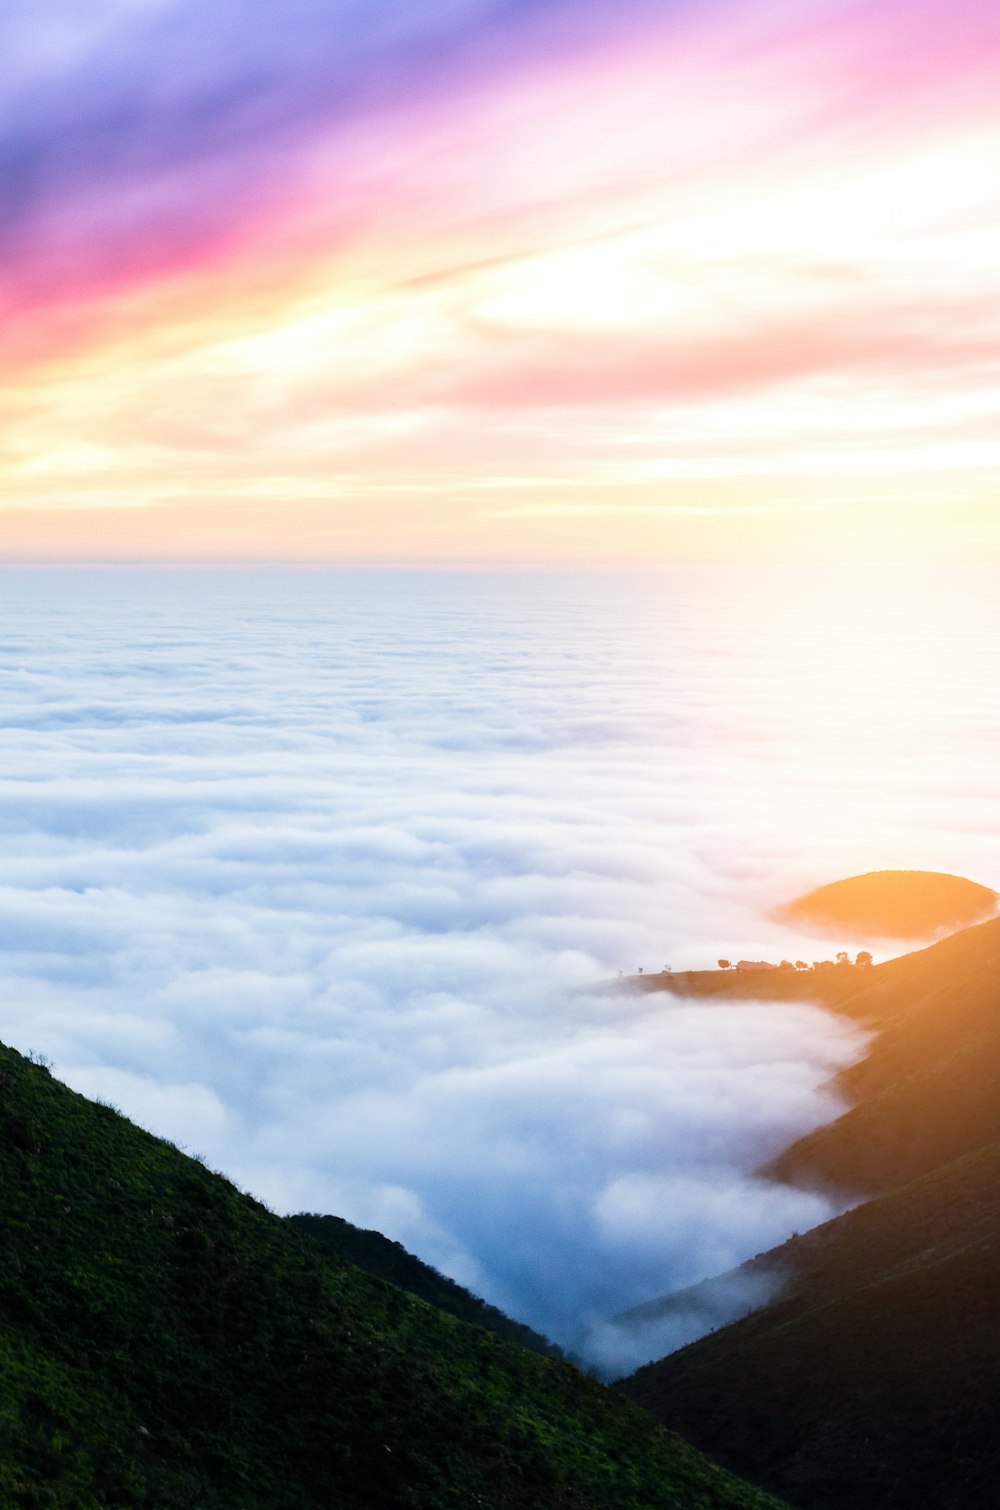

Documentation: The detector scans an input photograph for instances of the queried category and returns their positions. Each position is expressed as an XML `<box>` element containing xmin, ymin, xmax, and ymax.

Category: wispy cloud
<box><xmin>2</xmin><ymin>1</ymin><xmax>998</xmax><ymax>559</ymax></box>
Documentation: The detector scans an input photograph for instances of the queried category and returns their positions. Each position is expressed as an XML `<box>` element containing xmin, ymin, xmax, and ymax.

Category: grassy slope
<box><xmin>0</xmin><ymin>1040</ymin><xmax>784</xmax><ymax>1510</ymax></box>
<box><xmin>618</xmin><ymin>1138</ymin><xmax>1000</xmax><ymax>1510</ymax></box>
<box><xmin>626</xmin><ymin>918</ymin><xmax>1000</xmax><ymax>1195</ymax></box>
<box><xmin>289</xmin><ymin>1212</ymin><xmax>562</xmax><ymax>1359</ymax></box>
<box><xmin>616</xmin><ymin>918</ymin><xmax>1000</xmax><ymax>1509</ymax></box>
<box><xmin>768</xmin><ymin>916</ymin><xmax>1000</xmax><ymax>1191</ymax></box>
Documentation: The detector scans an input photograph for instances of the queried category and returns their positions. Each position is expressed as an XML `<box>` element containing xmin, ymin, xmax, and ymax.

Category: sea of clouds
<box><xmin>1</xmin><ymin>565</ymin><xmax>997</xmax><ymax>1370</ymax></box>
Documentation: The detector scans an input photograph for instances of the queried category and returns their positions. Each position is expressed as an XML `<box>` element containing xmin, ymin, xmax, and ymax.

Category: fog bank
<box><xmin>1</xmin><ymin>566</ymin><xmax>995</xmax><ymax>1354</ymax></box>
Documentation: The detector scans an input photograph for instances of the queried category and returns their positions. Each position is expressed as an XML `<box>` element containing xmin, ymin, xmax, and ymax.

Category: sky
<box><xmin>2</xmin><ymin>0</ymin><xmax>999</xmax><ymax>563</ymax></box>
<box><xmin>3</xmin><ymin>565</ymin><xmax>998</xmax><ymax>1366</ymax></box>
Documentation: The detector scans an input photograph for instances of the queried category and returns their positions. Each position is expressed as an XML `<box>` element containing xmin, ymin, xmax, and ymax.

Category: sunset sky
<box><xmin>2</xmin><ymin>0</ymin><xmax>998</xmax><ymax>563</ymax></box>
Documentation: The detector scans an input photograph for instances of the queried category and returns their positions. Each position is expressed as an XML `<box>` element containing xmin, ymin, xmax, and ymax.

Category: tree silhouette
<box><xmin>856</xmin><ymin>949</ymin><xmax>874</xmax><ymax>968</ymax></box>
<box><xmin>717</xmin><ymin>958</ymin><xmax>731</xmax><ymax>970</ymax></box>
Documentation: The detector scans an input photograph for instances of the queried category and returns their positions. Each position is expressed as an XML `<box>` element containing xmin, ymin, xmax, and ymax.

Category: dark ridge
<box><xmin>0</xmin><ymin>1039</ymin><xmax>783</xmax><ymax>1509</ymax></box>
<box><xmin>611</xmin><ymin>962</ymin><xmax>873</xmax><ymax>1014</ymax></box>
<box><xmin>289</xmin><ymin>1210</ymin><xmax>563</xmax><ymax>1359</ymax></box>
<box><xmin>617</xmin><ymin>1137</ymin><xmax>1000</xmax><ymax>1510</ymax></box>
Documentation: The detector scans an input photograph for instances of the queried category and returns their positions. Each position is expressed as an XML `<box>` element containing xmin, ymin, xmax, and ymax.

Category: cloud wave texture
<box><xmin>3</xmin><ymin>566</ymin><xmax>997</xmax><ymax>1361</ymax></box>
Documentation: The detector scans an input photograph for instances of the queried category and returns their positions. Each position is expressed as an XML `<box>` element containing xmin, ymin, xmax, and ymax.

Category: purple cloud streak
<box><xmin>0</xmin><ymin>0</ymin><xmax>682</xmax><ymax>307</ymax></box>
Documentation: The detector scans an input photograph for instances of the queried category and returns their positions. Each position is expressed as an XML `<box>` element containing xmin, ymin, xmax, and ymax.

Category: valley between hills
<box><xmin>2</xmin><ymin>870</ymin><xmax>999</xmax><ymax>1506</ymax></box>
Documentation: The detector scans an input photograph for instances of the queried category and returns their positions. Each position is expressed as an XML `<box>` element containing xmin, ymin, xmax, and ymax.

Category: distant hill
<box><xmin>615</xmin><ymin>915</ymin><xmax>1000</xmax><ymax>1509</ymax></box>
<box><xmin>0</xmin><ymin>1039</ymin><xmax>783</xmax><ymax>1509</ymax></box>
<box><xmin>773</xmin><ymin>868</ymin><xmax>997</xmax><ymax>941</ymax></box>
<box><xmin>619</xmin><ymin>1138</ymin><xmax>1000</xmax><ymax>1510</ymax></box>
<box><xmin>290</xmin><ymin>1211</ymin><xmax>562</xmax><ymax>1359</ymax></box>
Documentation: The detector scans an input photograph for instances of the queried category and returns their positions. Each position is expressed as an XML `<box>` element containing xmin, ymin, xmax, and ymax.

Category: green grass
<box><xmin>0</xmin><ymin>1041</ymin><xmax>784</xmax><ymax>1509</ymax></box>
<box><xmin>289</xmin><ymin>1212</ymin><xmax>562</xmax><ymax>1360</ymax></box>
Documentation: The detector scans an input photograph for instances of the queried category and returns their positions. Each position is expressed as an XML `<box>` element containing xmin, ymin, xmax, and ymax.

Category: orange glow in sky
<box><xmin>2</xmin><ymin>0</ymin><xmax>999</xmax><ymax>562</ymax></box>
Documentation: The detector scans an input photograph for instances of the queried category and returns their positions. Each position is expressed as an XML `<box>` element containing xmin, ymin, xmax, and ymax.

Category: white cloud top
<box><xmin>1</xmin><ymin>565</ymin><xmax>996</xmax><ymax>1363</ymax></box>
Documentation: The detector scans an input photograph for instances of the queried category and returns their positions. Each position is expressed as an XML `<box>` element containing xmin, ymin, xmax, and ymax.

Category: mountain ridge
<box><xmin>289</xmin><ymin>1210</ymin><xmax>562</xmax><ymax>1360</ymax></box>
<box><xmin>618</xmin><ymin>1137</ymin><xmax>1000</xmax><ymax>1509</ymax></box>
<box><xmin>614</xmin><ymin>915</ymin><xmax>1000</xmax><ymax>1509</ymax></box>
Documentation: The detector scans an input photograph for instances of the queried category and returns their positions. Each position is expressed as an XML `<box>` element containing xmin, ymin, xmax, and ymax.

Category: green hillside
<box><xmin>0</xmin><ymin>1039</ymin><xmax>783</xmax><ymax>1510</ymax></box>
<box><xmin>290</xmin><ymin>1212</ymin><xmax>562</xmax><ymax>1360</ymax></box>
<box><xmin>618</xmin><ymin>1138</ymin><xmax>1000</xmax><ymax>1510</ymax></box>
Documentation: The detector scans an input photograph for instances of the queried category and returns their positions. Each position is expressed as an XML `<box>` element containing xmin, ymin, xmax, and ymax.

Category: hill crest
<box><xmin>772</xmin><ymin>868</ymin><xmax>997</xmax><ymax>942</ymax></box>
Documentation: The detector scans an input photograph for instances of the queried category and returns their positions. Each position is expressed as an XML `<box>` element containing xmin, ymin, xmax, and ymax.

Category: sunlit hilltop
<box><xmin>774</xmin><ymin>870</ymin><xmax>999</xmax><ymax>942</ymax></box>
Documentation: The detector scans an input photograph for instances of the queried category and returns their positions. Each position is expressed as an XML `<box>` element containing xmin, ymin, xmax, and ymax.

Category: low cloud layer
<box><xmin>1</xmin><ymin>566</ymin><xmax>996</xmax><ymax>1363</ymax></box>
<box><xmin>585</xmin><ymin>1267</ymin><xmax>787</xmax><ymax>1379</ymax></box>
